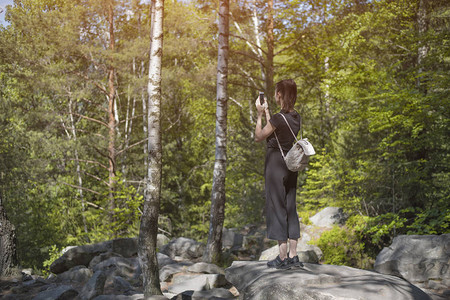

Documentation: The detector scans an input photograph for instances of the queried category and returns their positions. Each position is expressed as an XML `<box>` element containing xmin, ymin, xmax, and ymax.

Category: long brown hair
<box><xmin>275</xmin><ymin>79</ymin><xmax>297</xmax><ymax>111</ymax></box>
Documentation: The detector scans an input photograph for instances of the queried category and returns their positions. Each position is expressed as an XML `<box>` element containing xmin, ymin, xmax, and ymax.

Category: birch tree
<box><xmin>138</xmin><ymin>0</ymin><xmax>164</xmax><ymax>296</ymax></box>
<box><xmin>204</xmin><ymin>0</ymin><xmax>229</xmax><ymax>264</ymax></box>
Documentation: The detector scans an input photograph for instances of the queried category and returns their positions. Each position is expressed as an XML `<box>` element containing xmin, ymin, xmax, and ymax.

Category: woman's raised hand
<box><xmin>255</xmin><ymin>96</ymin><xmax>268</xmax><ymax>114</ymax></box>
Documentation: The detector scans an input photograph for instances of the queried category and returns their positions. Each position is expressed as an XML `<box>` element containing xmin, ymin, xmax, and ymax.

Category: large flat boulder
<box><xmin>309</xmin><ymin>207</ymin><xmax>347</xmax><ymax>228</ymax></box>
<box><xmin>259</xmin><ymin>241</ymin><xmax>322</xmax><ymax>263</ymax></box>
<box><xmin>50</xmin><ymin>242</ymin><xmax>112</xmax><ymax>274</ymax></box>
<box><xmin>226</xmin><ymin>261</ymin><xmax>431</xmax><ymax>300</ymax></box>
<box><xmin>50</xmin><ymin>238</ymin><xmax>141</xmax><ymax>275</ymax></box>
<box><xmin>375</xmin><ymin>234</ymin><xmax>450</xmax><ymax>298</ymax></box>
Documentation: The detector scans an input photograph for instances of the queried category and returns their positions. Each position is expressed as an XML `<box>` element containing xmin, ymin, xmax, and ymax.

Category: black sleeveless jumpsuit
<box><xmin>265</xmin><ymin>110</ymin><xmax>301</xmax><ymax>241</ymax></box>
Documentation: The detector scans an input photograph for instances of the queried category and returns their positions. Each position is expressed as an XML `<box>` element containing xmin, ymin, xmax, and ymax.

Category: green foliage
<box><xmin>42</xmin><ymin>245</ymin><xmax>63</xmax><ymax>276</ymax></box>
<box><xmin>407</xmin><ymin>208</ymin><xmax>450</xmax><ymax>235</ymax></box>
<box><xmin>0</xmin><ymin>0</ymin><xmax>449</xmax><ymax>271</ymax></box>
<box><xmin>311</xmin><ymin>224</ymin><xmax>372</xmax><ymax>269</ymax></box>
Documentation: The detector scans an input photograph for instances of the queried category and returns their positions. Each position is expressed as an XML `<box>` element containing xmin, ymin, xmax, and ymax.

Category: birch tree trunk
<box><xmin>417</xmin><ymin>0</ymin><xmax>428</xmax><ymax>90</ymax></box>
<box><xmin>204</xmin><ymin>0</ymin><xmax>229</xmax><ymax>264</ymax></box>
<box><xmin>107</xmin><ymin>0</ymin><xmax>118</xmax><ymax>223</ymax></box>
<box><xmin>265</xmin><ymin>0</ymin><xmax>274</xmax><ymax>106</ymax></box>
<box><xmin>138</xmin><ymin>0</ymin><xmax>164</xmax><ymax>296</ymax></box>
<box><xmin>68</xmin><ymin>98</ymin><xmax>89</xmax><ymax>239</ymax></box>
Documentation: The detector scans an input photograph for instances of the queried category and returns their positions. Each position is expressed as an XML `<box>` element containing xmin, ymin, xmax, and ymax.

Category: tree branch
<box><xmin>61</xmin><ymin>181</ymin><xmax>101</xmax><ymax>195</ymax></box>
<box><xmin>229</xmin><ymin>33</ymin><xmax>267</xmax><ymax>56</ymax></box>
<box><xmin>274</xmin><ymin>34</ymin><xmax>303</xmax><ymax>56</ymax></box>
<box><xmin>230</xmin><ymin>49</ymin><xmax>266</xmax><ymax>67</ymax></box>
<box><xmin>229</xmin><ymin>97</ymin><xmax>244</xmax><ymax>108</ymax></box>
<box><xmin>116</xmin><ymin>138</ymin><xmax>149</xmax><ymax>156</ymax></box>
<box><xmin>69</xmin><ymin>112</ymin><xmax>109</xmax><ymax>128</ymax></box>
<box><xmin>81</xmin><ymin>170</ymin><xmax>110</xmax><ymax>187</ymax></box>
<box><xmin>75</xmin><ymin>72</ymin><xmax>109</xmax><ymax>96</ymax></box>
<box><xmin>70</xmin><ymin>159</ymin><xmax>109</xmax><ymax>170</ymax></box>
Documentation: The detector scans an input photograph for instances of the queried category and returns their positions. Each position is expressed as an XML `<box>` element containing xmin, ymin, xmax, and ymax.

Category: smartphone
<box><xmin>259</xmin><ymin>92</ymin><xmax>264</xmax><ymax>105</ymax></box>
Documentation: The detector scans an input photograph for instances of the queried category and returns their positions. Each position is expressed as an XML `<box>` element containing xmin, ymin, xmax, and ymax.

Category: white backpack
<box><xmin>274</xmin><ymin>113</ymin><xmax>316</xmax><ymax>172</ymax></box>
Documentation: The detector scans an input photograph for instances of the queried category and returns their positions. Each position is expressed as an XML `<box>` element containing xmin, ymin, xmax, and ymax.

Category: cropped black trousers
<box><xmin>264</xmin><ymin>147</ymin><xmax>300</xmax><ymax>241</ymax></box>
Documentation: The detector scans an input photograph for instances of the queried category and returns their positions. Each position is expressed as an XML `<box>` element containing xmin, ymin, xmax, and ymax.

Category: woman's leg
<box><xmin>278</xmin><ymin>240</ymin><xmax>288</xmax><ymax>260</ymax></box>
<box><xmin>289</xmin><ymin>239</ymin><xmax>298</xmax><ymax>258</ymax></box>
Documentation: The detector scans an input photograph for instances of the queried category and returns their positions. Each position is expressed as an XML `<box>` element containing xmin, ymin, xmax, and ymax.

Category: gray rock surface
<box><xmin>309</xmin><ymin>207</ymin><xmax>347</xmax><ymax>227</ymax></box>
<box><xmin>93</xmin><ymin>256</ymin><xmax>141</xmax><ymax>283</ymax></box>
<box><xmin>89</xmin><ymin>252</ymin><xmax>123</xmax><ymax>269</ymax></box>
<box><xmin>157</xmin><ymin>252</ymin><xmax>176</xmax><ymax>268</ymax></box>
<box><xmin>32</xmin><ymin>284</ymin><xmax>79</xmax><ymax>300</ymax></box>
<box><xmin>259</xmin><ymin>241</ymin><xmax>322</xmax><ymax>263</ymax></box>
<box><xmin>187</xmin><ymin>262</ymin><xmax>225</xmax><ymax>275</ymax></box>
<box><xmin>222</xmin><ymin>228</ymin><xmax>244</xmax><ymax>250</ymax></box>
<box><xmin>160</xmin><ymin>237</ymin><xmax>205</xmax><ymax>261</ymax></box>
<box><xmin>159</xmin><ymin>263</ymin><xmax>190</xmax><ymax>282</ymax></box>
<box><xmin>112</xmin><ymin>276</ymin><xmax>135</xmax><ymax>294</ymax></box>
<box><xmin>191</xmin><ymin>288</ymin><xmax>235</xmax><ymax>299</ymax></box>
<box><xmin>375</xmin><ymin>234</ymin><xmax>450</xmax><ymax>298</ymax></box>
<box><xmin>157</xmin><ymin>234</ymin><xmax>171</xmax><ymax>249</ymax></box>
<box><xmin>167</xmin><ymin>274</ymin><xmax>228</xmax><ymax>295</ymax></box>
<box><xmin>50</xmin><ymin>241</ymin><xmax>112</xmax><ymax>274</ymax></box>
<box><xmin>93</xmin><ymin>295</ymin><xmax>145</xmax><ymax>300</ymax></box>
<box><xmin>55</xmin><ymin>265</ymin><xmax>92</xmax><ymax>284</ymax></box>
<box><xmin>111</xmin><ymin>238</ymin><xmax>138</xmax><ymax>258</ymax></box>
<box><xmin>226</xmin><ymin>261</ymin><xmax>431</xmax><ymax>300</ymax></box>
<box><xmin>79</xmin><ymin>270</ymin><xmax>106</xmax><ymax>300</ymax></box>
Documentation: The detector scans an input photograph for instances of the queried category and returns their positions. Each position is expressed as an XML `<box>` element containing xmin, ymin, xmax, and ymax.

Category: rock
<box><xmin>112</xmin><ymin>238</ymin><xmax>138</xmax><ymax>258</ymax></box>
<box><xmin>375</xmin><ymin>234</ymin><xmax>450</xmax><ymax>283</ymax></box>
<box><xmin>375</xmin><ymin>234</ymin><xmax>450</xmax><ymax>299</ymax></box>
<box><xmin>191</xmin><ymin>288</ymin><xmax>235</xmax><ymax>299</ymax></box>
<box><xmin>168</xmin><ymin>274</ymin><xmax>229</xmax><ymax>295</ymax></box>
<box><xmin>259</xmin><ymin>241</ymin><xmax>322</xmax><ymax>263</ymax></box>
<box><xmin>226</xmin><ymin>261</ymin><xmax>431</xmax><ymax>300</ymax></box>
<box><xmin>22</xmin><ymin>268</ymin><xmax>33</xmax><ymax>276</ymax></box>
<box><xmin>112</xmin><ymin>276</ymin><xmax>136</xmax><ymax>294</ymax></box>
<box><xmin>157</xmin><ymin>252</ymin><xmax>176</xmax><ymax>269</ymax></box>
<box><xmin>93</xmin><ymin>295</ymin><xmax>146</xmax><ymax>300</ymax></box>
<box><xmin>300</xmin><ymin>223</ymin><xmax>332</xmax><ymax>244</ymax></box>
<box><xmin>50</xmin><ymin>241</ymin><xmax>112</xmax><ymax>274</ymax></box>
<box><xmin>159</xmin><ymin>262</ymin><xmax>191</xmax><ymax>282</ymax></box>
<box><xmin>160</xmin><ymin>237</ymin><xmax>205</xmax><ymax>261</ymax></box>
<box><xmin>309</xmin><ymin>207</ymin><xmax>347</xmax><ymax>227</ymax></box>
<box><xmin>89</xmin><ymin>252</ymin><xmax>123</xmax><ymax>269</ymax></box>
<box><xmin>297</xmin><ymin>250</ymin><xmax>319</xmax><ymax>264</ymax></box>
<box><xmin>157</xmin><ymin>234</ymin><xmax>171</xmax><ymax>249</ymax></box>
<box><xmin>187</xmin><ymin>262</ymin><xmax>225</xmax><ymax>275</ymax></box>
<box><xmin>32</xmin><ymin>285</ymin><xmax>79</xmax><ymax>300</ymax></box>
<box><xmin>22</xmin><ymin>272</ymin><xmax>34</xmax><ymax>282</ymax></box>
<box><xmin>55</xmin><ymin>265</ymin><xmax>92</xmax><ymax>284</ymax></box>
<box><xmin>170</xmin><ymin>288</ymin><xmax>235</xmax><ymax>300</ymax></box>
<box><xmin>50</xmin><ymin>238</ymin><xmax>141</xmax><ymax>275</ymax></box>
<box><xmin>79</xmin><ymin>270</ymin><xmax>106</xmax><ymax>300</ymax></box>
<box><xmin>93</xmin><ymin>257</ymin><xmax>141</xmax><ymax>283</ymax></box>
<box><xmin>222</xmin><ymin>228</ymin><xmax>244</xmax><ymax>250</ymax></box>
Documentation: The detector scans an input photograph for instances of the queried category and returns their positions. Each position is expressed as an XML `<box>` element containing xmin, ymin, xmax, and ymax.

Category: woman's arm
<box><xmin>254</xmin><ymin>97</ymin><xmax>276</xmax><ymax>142</ymax></box>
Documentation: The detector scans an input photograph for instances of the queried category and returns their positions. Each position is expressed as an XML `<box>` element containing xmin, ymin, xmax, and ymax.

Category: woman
<box><xmin>254</xmin><ymin>79</ymin><xmax>303</xmax><ymax>269</ymax></box>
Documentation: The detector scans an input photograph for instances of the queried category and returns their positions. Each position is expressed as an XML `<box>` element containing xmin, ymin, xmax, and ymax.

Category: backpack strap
<box><xmin>273</xmin><ymin>112</ymin><xmax>301</xmax><ymax>160</ymax></box>
<box><xmin>274</xmin><ymin>131</ymin><xmax>286</xmax><ymax>160</ymax></box>
<box><xmin>278</xmin><ymin>113</ymin><xmax>300</xmax><ymax>142</ymax></box>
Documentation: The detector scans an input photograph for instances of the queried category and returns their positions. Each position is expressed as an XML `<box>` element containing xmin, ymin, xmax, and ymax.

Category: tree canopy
<box><xmin>0</xmin><ymin>0</ymin><xmax>448</xmax><ymax>270</ymax></box>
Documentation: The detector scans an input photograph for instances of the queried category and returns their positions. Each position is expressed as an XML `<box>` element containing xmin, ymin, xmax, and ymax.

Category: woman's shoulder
<box><xmin>270</xmin><ymin>112</ymin><xmax>284</xmax><ymax>128</ymax></box>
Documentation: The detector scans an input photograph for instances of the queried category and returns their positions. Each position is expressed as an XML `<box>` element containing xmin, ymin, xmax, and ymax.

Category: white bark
<box><xmin>204</xmin><ymin>0</ymin><xmax>229</xmax><ymax>264</ymax></box>
<box><xmin>68</xmin><ymin>99</ymin><xmax>89</xmax><ymax>238</ymax></box>
<box><xmin>138</xmin><ymin>0</ymin><xmax>164</xmax><ymax>296</ymax></box>
<box><xmin>417</xmin><ymin>0</ymin><xmax>428</xmax><ymax>89</ymax></box>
